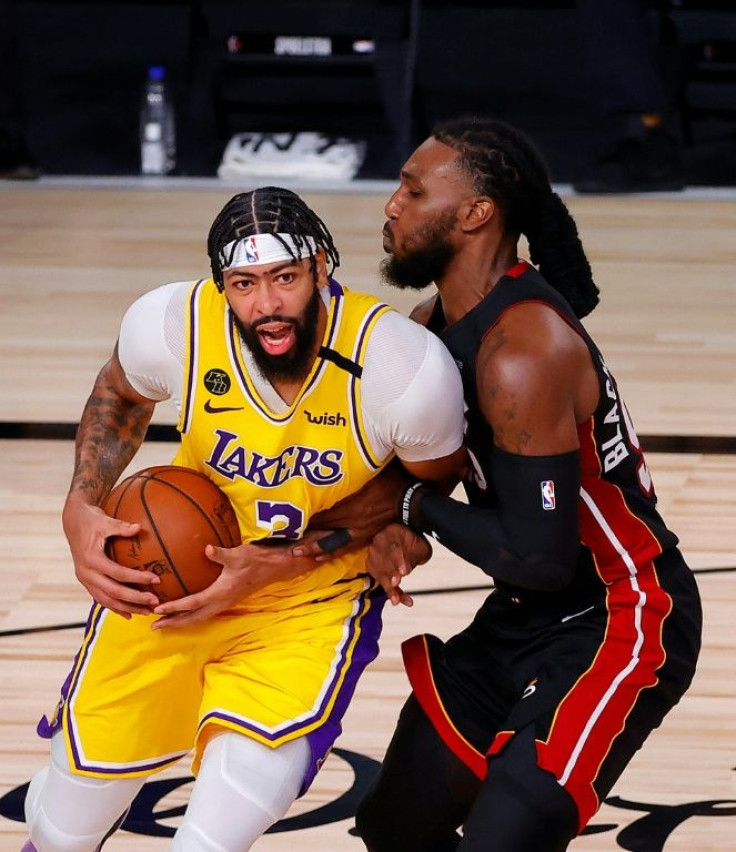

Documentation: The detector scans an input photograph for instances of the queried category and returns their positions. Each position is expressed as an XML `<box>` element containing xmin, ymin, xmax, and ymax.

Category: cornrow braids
<box><xmin>207</xmin><ymin>186</ymin><xmax>340</xmax><ymax>291</ymax></box>
<box><xmin>433</xmin><ymin>117</ymin><xmax>600</xmax><ymax>318</ymax></box>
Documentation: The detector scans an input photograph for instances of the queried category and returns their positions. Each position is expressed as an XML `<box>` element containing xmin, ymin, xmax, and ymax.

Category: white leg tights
<box><xmin>171</xmin><ymin>732</ymin><xmax>311</xmax><ymax>852</ymax></box>
<box><xmin>24</xmin><ymin>733</ymin><xmax>145</xmax><ymax>852</ymax></box>
<box><xmin>24</xmin><ymin>729</ymin><xmax>310</xmax><ymax>852</ymax></box>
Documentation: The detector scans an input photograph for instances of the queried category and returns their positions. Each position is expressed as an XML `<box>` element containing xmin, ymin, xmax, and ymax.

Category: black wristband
<box><xmin>399</xmin><ymin>482</ymin><xmax>424</xmax><ymax>528</ymax></box>
<box><xmin>316</xmin><ymin>528</ymin><xmax>353</xmax><ymax>554</ymax></box>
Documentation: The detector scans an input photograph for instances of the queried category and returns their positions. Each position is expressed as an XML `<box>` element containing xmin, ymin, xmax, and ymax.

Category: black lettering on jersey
<box><xmin>305</xmin><ymin>410</ymin><xmax>347</xmax><ymax>427</ymax></box>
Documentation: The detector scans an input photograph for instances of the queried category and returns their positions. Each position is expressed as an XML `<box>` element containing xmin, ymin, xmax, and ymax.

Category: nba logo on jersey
<box><xmin>245</xmin><ymin>236</ymin><xmax>260</xmax><ymax>263</ymax></box>
<box><xmin>541</xmin><ymin>480</ymin><xmax>556</xmax><ymax>510</ymax></box>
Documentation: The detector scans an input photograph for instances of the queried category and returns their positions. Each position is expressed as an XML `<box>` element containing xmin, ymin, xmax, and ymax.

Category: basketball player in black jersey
<box><xmin>311</xmin><ymin>117</ymin><xmax>703</xmax><ymax>851</ymax></box>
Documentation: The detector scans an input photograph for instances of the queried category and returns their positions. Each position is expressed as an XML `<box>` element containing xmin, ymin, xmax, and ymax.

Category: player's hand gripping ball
<box><xmin>103</xmin><ymin>466</ymin><xmax>241</xmax><ymax>602</ymax></box>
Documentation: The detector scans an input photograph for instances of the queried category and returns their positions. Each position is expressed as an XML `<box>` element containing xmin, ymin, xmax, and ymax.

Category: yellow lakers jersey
<box><xmin>172</xmin><ymin>277</ymin><xmax>393</xmax><ymax>610</ymax></box>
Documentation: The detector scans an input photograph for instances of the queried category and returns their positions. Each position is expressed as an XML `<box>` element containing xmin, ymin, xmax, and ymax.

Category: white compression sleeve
<box><xmin>117</xmin><ymin>280</ymin><xmax>190</xmax><ymax>404</ymax></box>
<box><xmin>172</xmin><ymin>732</ymin><xmax>311</xmax><ymax>852</ymax></box>
<box><xmin>25</xmin><ymin>733</ymin><xmax>144</xmax><ymax>852</ymax></box>
<box><xmin>360</xmin><ymin>311</ymin><xmax>465</xmax><ymax>463</ymax></box>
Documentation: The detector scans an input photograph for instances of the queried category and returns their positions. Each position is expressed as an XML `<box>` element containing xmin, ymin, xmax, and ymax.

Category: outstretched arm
<box><xmin>151</xmin><ymin>447</ymin><xmax>467</xmax><ymax>627</ymax></box>
<box><xmin>294</xmin><ymin>447</ymin><xmax>466</xmax><ymax>606</ymax></box>
<box><xmin>305</xmin><ymin>448</ymin><xmax>466</xmax><ymax>549</ymax></box>
<box><xmin>62</xmin><ymin>345</ymin><xmax>162</xmax><ymax>616</ymax></box>
<box><xmin>150</xmin><ymin>539</ymin><xmax>318</xmax><ymax>629</ymax></box>
<box><xmin>400</xmin><ymin>302</ymin><xmax>599</xmax><ymax>593</ymax></box>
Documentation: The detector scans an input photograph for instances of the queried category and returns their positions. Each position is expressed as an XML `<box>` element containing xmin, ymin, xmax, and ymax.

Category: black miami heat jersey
<box><xmin>434</xmin><ymin>260</ymin><xmax>678</xmax><ymax>602</ymax></box>
<box><xmin>405</xmin><ymin>260</ymin><xmax>702</xmax><ymax>831</ymax></box>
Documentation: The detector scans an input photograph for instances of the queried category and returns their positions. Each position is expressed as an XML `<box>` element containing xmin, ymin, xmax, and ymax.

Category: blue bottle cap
<box><xmin>148</xmin><ymin>65</ymin><xmax>166</xmax><ymax>81</ymax></box>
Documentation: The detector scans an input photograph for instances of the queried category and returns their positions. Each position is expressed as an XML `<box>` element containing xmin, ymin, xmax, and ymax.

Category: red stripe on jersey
<box><xmin>537</xmin><ymin>566</ymin><xmax>670</xmax><ymax>830</ymax></box>
<box><xmin>487</xmin><ymin>729</ymin><xmax>514</xmax><ymax>757</ymax></box>
<box><xmin>402</xmin><ymin>635</ymin><xmax>487</xmax><ymax>780</ymax></box>
<box><xmin>534</xmin><ymin>419</ymin><xmax>672</xmax><ymax>831</ymax></box>
<box><xmin>505</xmin><ymin>260</ymin><xmax>530</xmax><ymax>278</ymax></box>
<box><xmin>577</xmin><ymin>417</ymin><xmax>665</xmax><ymax>581</ymax></box>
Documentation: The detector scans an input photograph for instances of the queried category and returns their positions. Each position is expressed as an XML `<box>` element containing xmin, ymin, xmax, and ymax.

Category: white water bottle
<box><xmin>140</xmin><ymin>65</ymin><xmax>176</xmax><ymax>175</ymax></box>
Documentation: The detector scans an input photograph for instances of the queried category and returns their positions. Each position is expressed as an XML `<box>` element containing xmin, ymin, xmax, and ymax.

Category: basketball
<box><xmin>102</xmin><ymin>465</ymin><xmax>241</xmax><ymax>603</ymax></box>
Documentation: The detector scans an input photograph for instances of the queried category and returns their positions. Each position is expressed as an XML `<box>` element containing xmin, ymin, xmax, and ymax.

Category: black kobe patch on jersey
<box><xmin>204</xmin><ymin>369</ymin><xmax>231</xmax><ymax>396</ymax></box>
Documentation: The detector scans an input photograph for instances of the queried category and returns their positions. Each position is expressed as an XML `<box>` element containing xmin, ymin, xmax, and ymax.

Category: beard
<box><xmin>234</xmin><ymin>285</ymin><xmax>322</xmax><ymax>383</ymax></box>
<box><xmin>380</xmin><ymin>209</ymin><xmax>457</xmax><ymax>291</ymax></box>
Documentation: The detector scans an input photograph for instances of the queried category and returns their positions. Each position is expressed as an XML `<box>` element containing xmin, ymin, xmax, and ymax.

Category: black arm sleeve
<box><xmin>409</xmin><ymin>448</ymin><xmax>581</xmax><ymax>592</ymax></box>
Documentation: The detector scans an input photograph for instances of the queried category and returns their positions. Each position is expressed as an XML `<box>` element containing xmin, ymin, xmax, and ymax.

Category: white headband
<box><xmin>219</xmin><ymin>234</ymin><xmax>317</xmax><ymax>270</ymax></box>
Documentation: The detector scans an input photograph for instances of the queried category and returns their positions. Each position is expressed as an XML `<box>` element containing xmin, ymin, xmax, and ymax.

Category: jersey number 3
<box><xmin>255</xmin><ymin>500</ymin><xmax>305</xmax><ymax>539</ymax></box>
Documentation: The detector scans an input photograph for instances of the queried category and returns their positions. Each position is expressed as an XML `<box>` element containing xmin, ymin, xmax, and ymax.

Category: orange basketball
<box><xmin>102</xmin><ymin>465</ymin><xmax>241</xmax><ymax>603</ymax></box>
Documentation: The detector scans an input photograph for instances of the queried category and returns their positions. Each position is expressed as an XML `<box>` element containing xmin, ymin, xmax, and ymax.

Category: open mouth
<box><xmin>257</xmin><ymin>322</ymin><xmax>296</xmax><ymax>356</ymax></box>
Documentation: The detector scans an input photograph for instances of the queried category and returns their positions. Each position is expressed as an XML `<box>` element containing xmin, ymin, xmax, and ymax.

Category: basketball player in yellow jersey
<box><xmin>21</xmin><ymin>188</ymin><xmax>466</xmax><ymax>852</ymax></box>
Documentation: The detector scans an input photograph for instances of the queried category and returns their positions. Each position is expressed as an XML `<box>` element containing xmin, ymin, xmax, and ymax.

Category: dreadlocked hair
<box><xmin>207</xmin><ymin>186</ymin><xmax>340</xmax><ymax>291</ymax></box>
<box><xmin>433</xmin><ymin>117</ymin><xmax>599</xmax><ymax>318</ymax></box>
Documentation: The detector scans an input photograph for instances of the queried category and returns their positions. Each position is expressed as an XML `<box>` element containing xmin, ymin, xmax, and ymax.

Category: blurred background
<box><xmin>3</xmin><ymin>0</ymin><xmax>736</xmax><ymax>187</ymax></box>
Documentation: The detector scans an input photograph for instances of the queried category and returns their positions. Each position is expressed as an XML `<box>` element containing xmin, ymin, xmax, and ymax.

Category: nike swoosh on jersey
<box><xmin>204</xmin><ymin>399</ymin><xmax>245</xmax><ymax>414</ymax></box>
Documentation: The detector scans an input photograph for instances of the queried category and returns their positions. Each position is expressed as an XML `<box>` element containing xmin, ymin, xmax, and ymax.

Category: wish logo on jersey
<box><xmin>206</xmin><ymin>428</ymin><xmax>344</xmax><ymax>487</ymax></box>
<box><xmin>305</xmin><ymin>410</ymin><xmax>347</xmax><ymax>427</ymax></box>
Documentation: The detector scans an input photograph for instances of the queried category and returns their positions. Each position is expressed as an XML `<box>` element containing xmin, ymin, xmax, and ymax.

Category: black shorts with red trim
<box><xmin>402</xmin><ymin>547</ymin><xmax>701</xmax><ymax>833</ymax></box>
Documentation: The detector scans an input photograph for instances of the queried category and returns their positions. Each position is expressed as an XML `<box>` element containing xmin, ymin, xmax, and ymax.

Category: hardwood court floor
<box><xmin>0</xmin><ymin>180</ymin><xmax>734</xmax><ymax>851</ymax></box>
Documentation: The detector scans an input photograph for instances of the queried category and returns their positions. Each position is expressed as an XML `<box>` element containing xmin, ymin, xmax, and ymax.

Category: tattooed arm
<box><xmin>61</xmin><ymin>345</ymin><xmax>161</xmax><ymax>616</ymax></box>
